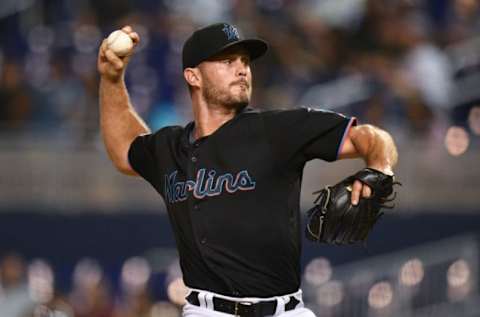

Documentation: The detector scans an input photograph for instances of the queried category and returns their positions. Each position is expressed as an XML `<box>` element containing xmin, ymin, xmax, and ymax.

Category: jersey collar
<box><xmin>183</xmin><ymin>106</ymin><xmax>258</xmax><ymax>147</ymax></box>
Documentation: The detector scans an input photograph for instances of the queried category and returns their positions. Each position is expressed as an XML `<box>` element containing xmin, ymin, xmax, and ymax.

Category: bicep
<box><xmin>103</xmin><ymin>131</ymin><xmax>143</xmax><ymax>176</ymax></box>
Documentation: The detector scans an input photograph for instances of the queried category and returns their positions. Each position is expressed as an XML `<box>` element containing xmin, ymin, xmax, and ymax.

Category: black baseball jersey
<box><xmin>128</xmin><ymin>106</ymin><xmax>356</xmax><ymax>297</ymax></box>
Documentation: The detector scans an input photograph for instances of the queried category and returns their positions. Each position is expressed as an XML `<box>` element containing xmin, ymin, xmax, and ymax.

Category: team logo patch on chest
<box><xmin>165</xmin><ymin>169</ymin><xmax>256</xmax><ymax>203</ymax></box>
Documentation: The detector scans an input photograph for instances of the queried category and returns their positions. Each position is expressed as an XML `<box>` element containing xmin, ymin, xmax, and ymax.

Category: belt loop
<box><xmin>274</xmin><ymin>296</ymin><xmax>286</xmax><ymax>316</ymax></box>
<box><xmin>205</xmin><ymin>292</ymin><xmax>214</xmax><ymax>310</ymax></box>
<box><xmin>198</xmin><ymin>292</ymin><xmax>207</xmax><ymax>308</ymax></box>
<box><xmin>234</xmin><ymin>302</ymin><xmax>239</xmax><ymax>316</ymax></box>
<box><xmin>294</xmin><ymin>291</ymin><xmax>304</xmax><ymax>308</ymax></box>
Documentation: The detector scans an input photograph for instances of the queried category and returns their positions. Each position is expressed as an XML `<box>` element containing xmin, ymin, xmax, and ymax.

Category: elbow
<box><xmin>107</xmin><ymin>147</ymin><xmax>137</xmax><ymax>176</ymax></box>
<box><xmin>103</xmin><ymin>139</ymin><xmax>138</xmax><ymax>176</ymax></box>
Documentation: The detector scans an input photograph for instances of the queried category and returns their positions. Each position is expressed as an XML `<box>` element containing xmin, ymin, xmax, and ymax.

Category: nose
<box><xmin>237</xmin><ymin>67</ymin><xmax>247</xmax><ymax>77</ymax></box>
<box><xmin>234</xmin><ymin>57</ymin><xmax>248</xmax><ymax>77</ymax></box>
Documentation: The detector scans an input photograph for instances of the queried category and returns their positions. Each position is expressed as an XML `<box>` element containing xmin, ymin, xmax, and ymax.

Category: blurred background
<box><xmin>0</xmin><ymin>0</ymin><xmax>479</xmax><ymax>316</ymax></box>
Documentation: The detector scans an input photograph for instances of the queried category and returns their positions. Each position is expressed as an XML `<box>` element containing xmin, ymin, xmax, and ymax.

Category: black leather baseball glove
<box><xmin>305</xmin><ymin>168</ymin><xmax>400</xmax><ymax>245</ymax></box>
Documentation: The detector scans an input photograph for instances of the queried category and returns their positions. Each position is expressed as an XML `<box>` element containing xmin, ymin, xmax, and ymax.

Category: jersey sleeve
<box><xmin>128</xmin><ymin>128</ymin><xmax>168</xmax><ymax>185</ymax></box>
<box><xmin>263</xmin><ymin>107</ymin><xmax>356</xmax><ymax>166</ymax></box>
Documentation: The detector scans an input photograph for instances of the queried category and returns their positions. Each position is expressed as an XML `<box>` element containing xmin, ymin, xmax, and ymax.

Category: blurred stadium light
<box><xmin>399</xmin><ymin>258</ymin><xmax>424</xmax><ymax>287</ymax></box>
<box><xmin>27</xmin><ymin>259</ymin><xmax>54</xmax><ymax>304</ymax></box>
<box><xmin>120</xmin><ymin>256</ymin><xmax>151</xmax><ymax>294</ymax></box>
<box><xmin>304</xmin><ymin>257</ymin><xmax>332</xmax><ymax>286</ymax></box>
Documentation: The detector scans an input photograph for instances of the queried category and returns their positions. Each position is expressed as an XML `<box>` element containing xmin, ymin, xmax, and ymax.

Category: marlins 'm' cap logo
<box><xmin>222</xmin><ymin>23</ymin><xmax>240</xmax><ymax>41</ymax></box>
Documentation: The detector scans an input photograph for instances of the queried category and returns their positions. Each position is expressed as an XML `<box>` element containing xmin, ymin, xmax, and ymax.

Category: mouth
<box><xmin>231</xmin><ymin>81</ymin><xmax>249</xmax><ymax>89</ymax></box>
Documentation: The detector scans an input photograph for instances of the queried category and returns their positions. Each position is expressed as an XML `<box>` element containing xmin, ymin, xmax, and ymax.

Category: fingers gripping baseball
<box><xmin>97</xmin><ymin>26</ymin><xmax>140</xmax><ymax>81</ymax></box>
<box><xmin>122</xmin><ymin>26</ymin><xmax>140</xmax><ymax>44</ymax></box>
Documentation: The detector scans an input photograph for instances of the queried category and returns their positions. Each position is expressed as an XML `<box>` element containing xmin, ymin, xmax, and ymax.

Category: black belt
<box><xmin>186</xmin><ymin>291</ymin><xmax>300</xmax><ymax>317</ymax></box>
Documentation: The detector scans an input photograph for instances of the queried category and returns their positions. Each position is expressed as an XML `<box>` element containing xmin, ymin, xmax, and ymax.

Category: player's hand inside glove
<box><xmin>305</xmin><ymin>168</ymin><xmax>401</xmax><ymax>245</ymax></box>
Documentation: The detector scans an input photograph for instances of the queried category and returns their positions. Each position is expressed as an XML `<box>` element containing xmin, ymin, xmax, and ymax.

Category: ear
<box><xmin>184</xmin><ymin>67</ymin><xmax>201</xmax><ymax>89</ymax></box>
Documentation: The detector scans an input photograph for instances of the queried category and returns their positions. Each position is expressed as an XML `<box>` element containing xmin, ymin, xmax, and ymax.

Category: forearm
<box><xmin>99</xmin><ymin>77</ymin><xmax>150</xmax><ymax>173</ymax></box>
<box><xmin>350</xmin><ymin>125</ymin><xmax>398</xmax><ymax>174</ymax></box>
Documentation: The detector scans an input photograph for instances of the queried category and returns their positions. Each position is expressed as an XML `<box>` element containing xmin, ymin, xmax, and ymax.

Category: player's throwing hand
<box><xmin>97</xmin><ymin>25</ymin><xmax>140</xmax><ymax>82</ymax></box>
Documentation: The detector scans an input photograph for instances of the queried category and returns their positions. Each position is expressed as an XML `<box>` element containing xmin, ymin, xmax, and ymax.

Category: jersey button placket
<box><xmin>189</xmin><ymin>145</ymin><xmax>207</xmax><ymax>249</ymax></box>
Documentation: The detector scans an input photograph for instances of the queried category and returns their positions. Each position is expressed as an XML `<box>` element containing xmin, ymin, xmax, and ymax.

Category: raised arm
<box><xmin>97</xmin><ymin>26</ymin><xmax>150</xmax><ymax>175</ymax></box>
<box><xmin>338</xmin><ymin>124</ymin><xmax>399</xmax><ymax>204</ymax></box>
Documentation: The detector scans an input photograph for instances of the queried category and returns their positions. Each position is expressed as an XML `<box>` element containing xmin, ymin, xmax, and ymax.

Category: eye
<box><xmin>223</xmin><ymin>59</ymin><xmax>232</xmax><ymax>65</ymax></box>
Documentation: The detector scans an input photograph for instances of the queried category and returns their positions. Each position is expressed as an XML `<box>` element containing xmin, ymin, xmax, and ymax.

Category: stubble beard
<box><xmin>202</xmin><ymin>78</ymin><xmax>250</xmax><ymax>111</ymax></box>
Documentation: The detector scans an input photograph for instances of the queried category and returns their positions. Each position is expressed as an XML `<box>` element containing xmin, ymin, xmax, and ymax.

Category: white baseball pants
<box><xmin>182</xmin><ymin>288</ymin><xmax>316</xmax><ymax>317</ymax></box>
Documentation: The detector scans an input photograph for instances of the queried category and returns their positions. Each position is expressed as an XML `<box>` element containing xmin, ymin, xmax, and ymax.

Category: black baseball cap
<box><xmin>182</xmin><ymin>23</ymin><xmax>268</xmax><ymax>69</ymax></box>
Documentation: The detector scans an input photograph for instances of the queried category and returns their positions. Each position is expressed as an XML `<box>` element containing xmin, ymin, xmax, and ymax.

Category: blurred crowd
<box><xmin>1</xmin><ymin>0</ymin><xmax>480</xmax><ymax>147</ymax></box>
<box><xmin>0</xmin><ymin>253</ymin><xmax>184</xmax><ymax>317</ymax></box>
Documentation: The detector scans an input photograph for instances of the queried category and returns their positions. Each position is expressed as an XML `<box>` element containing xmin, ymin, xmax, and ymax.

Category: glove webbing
<box><xmin>306</xmin><ymin>186</ymin><xmax>332</xmax><ymax>241</ymax></box>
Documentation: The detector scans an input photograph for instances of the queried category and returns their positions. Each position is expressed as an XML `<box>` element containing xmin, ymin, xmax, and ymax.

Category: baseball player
<box><xmin>97</xmin><ymin>23</ymin><xmax>398</xmax><ymax>317</ymax></box>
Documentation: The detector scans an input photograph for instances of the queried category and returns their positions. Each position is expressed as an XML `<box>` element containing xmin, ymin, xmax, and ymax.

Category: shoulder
<box><xmin>255</xmin><ymin>106</ymin><xmax>339</xmax><ymax>114</ymax></box>
<box><xmin>254</xmin><ymin>106</ymin><xmax>344</xmax><ymax>120</ymax></box>
<box><xmin>133</xmin><ymin>124</ymin><xmax>187</xmax><ymax>147</ymax></box>
<box><xmin>246</xmin><ymin>106</ymin><xmax>299</xmax><ymax>117</ymax></box>
<box><xmin>149</xmin><ymin>124</ymin><xmax>188</xmax><ymax>138</ymax></box>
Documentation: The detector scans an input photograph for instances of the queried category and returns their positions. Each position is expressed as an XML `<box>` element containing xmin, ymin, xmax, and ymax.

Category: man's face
<box><xmin>197</xmin><ymin>46</ymin><xmax>252</xmax><ymax>110</ymax></box>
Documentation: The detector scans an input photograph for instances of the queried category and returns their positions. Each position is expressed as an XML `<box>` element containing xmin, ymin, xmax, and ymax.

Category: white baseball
<box><xmin>106</xmin><ymin>30</ymin><xmax>133</xmax><ymax>57</ymax></box>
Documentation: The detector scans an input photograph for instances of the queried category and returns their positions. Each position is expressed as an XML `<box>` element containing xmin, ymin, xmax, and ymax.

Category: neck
<box><xmin>191</xmin><ymin>95</ymin><xmax>243</xmax><ymax>140</ymax></box>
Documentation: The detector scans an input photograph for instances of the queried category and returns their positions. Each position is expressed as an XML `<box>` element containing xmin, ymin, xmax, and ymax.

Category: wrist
<box><xmin>366</xmin><ymin>164</ymin><xmax>394</xmax><ymax>176</ymax></box>
<box><xmin>100</xmin><ymin>72</ymin><xmax>124</xmax><ymax>84</ymax></box>
<box><xmin>100</xmin><ymin>75</ymin><xmax>124</xmax><ymax>86</ymax></box>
